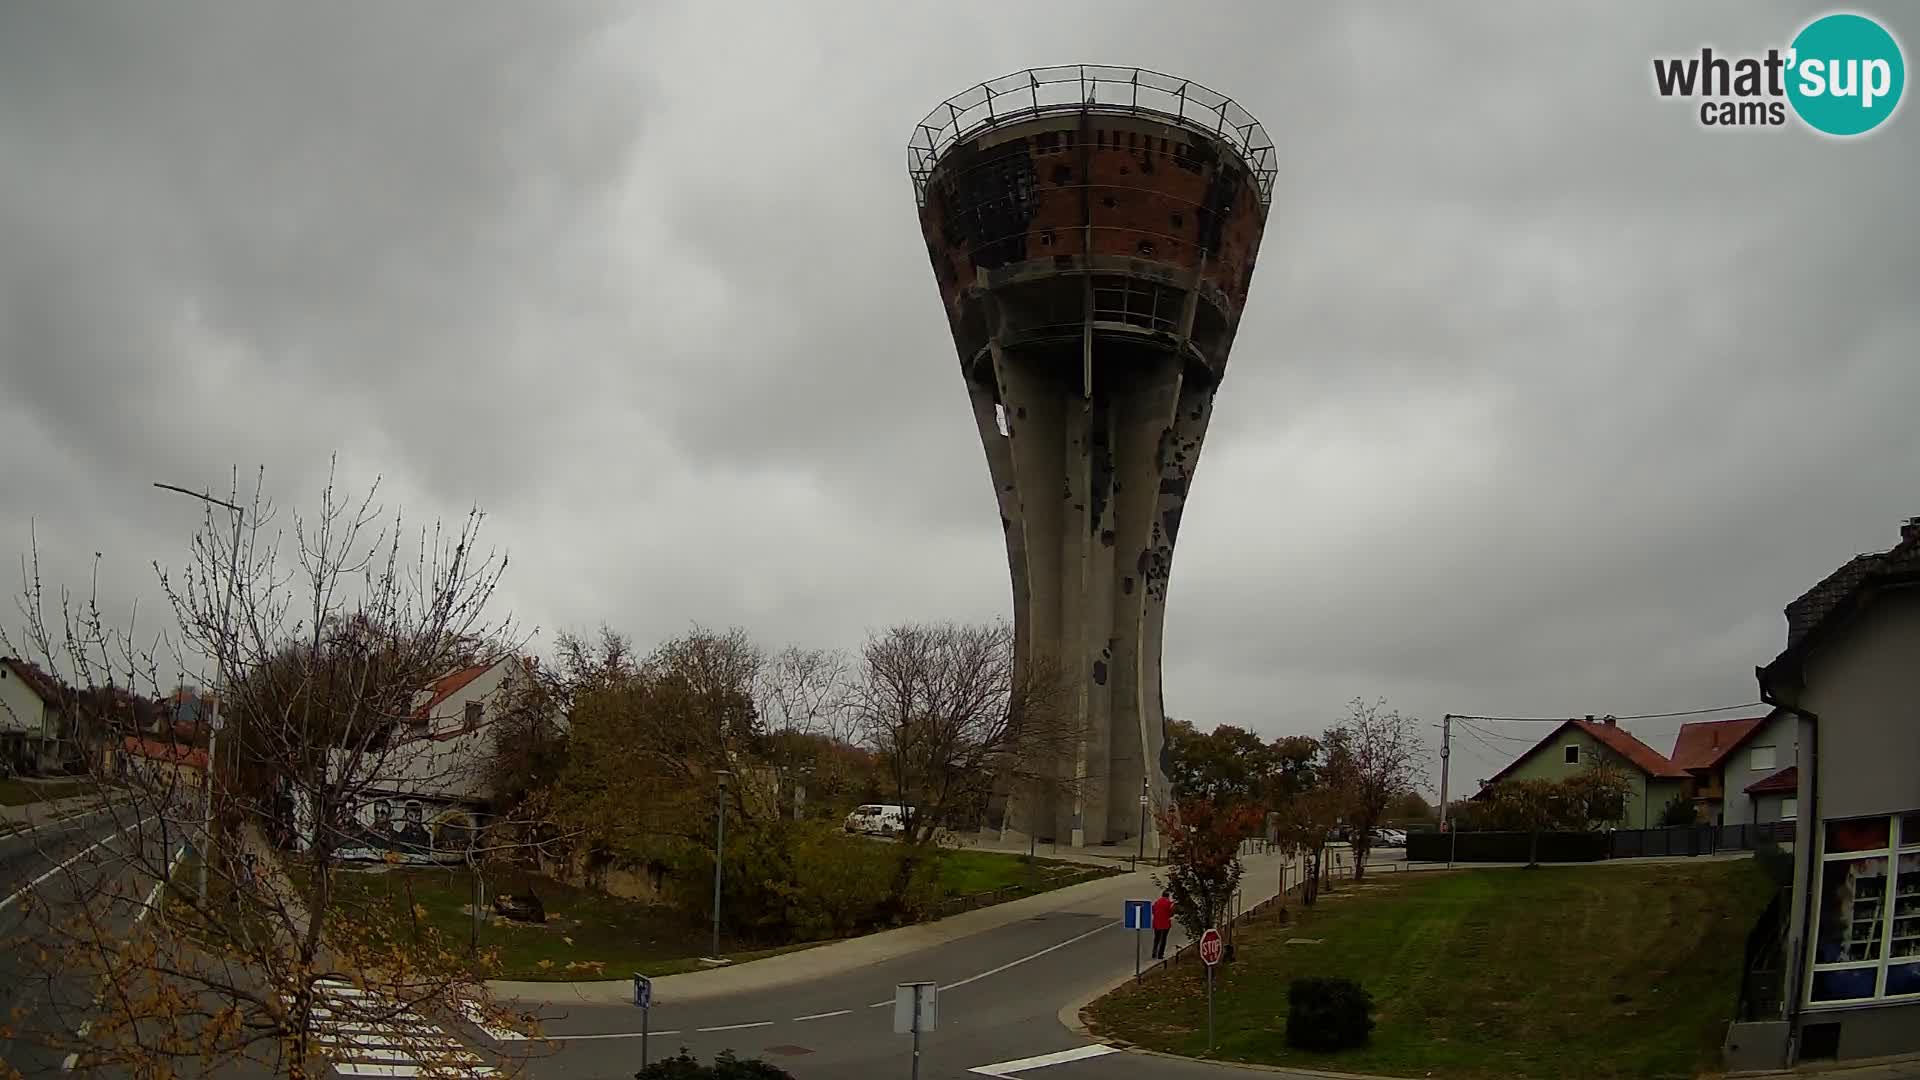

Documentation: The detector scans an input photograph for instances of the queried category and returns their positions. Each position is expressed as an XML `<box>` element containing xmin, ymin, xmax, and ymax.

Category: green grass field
<box><xmin>1086</xmin><ymin>860</ymin><xmax>1776</xmax><ymax>1080</ymax></box>
<box><xmin>331</xmin><ymin>846</ymin><xmax>1107</xmax><ymax>981</ymax></box>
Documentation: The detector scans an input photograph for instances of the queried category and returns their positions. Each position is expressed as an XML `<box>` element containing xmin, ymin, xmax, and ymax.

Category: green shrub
<box><xmin>1286</xmin><ymin>976</ymin><xmax>1374</xmax><ymax>1051</ymax></box>
<box><xmin>636</xmin><ymin>1049</ymin><xmax>794</xmax><ymax>1079</ymax></box>
<box><xmin>666</xmin><ymin>822</ymin><xmax>941</xmax><ymax>943</ymax></box>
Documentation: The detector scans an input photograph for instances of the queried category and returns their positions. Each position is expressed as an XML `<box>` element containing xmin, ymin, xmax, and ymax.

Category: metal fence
<box><xmin>906</xmin><ymin>64</ymin><xmax>1277</xmax><ymax>207</ymax></box>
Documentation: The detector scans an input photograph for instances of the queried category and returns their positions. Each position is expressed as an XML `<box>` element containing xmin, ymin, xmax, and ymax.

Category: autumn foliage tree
<box><xmin>1155</xmin><ymin>797</ymin><xmax>1265</xmax><ymax>941</ymax></box>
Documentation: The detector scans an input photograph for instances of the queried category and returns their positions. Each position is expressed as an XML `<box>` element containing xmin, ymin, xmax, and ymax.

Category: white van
<box><xmin>844</xmin><ymin>804</ymin><xmax>909</xmax><ymax>836</ymax></box>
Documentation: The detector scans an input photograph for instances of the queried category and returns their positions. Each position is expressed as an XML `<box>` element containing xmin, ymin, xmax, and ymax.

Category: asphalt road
<box><xmin>495</xmin><ymin>848</ymin><xmax>1325</xmax><ymax>1080</ymax></box>
<box><xmin>0</xmin><ymin>800</ymin><xmax>189</xmax><ymax>1078</ymax></box>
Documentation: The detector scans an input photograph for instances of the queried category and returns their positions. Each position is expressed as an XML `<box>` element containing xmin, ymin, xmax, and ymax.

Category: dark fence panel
<box><xmin>1406</xmin><ymin>830</ymin><xmax>1609</xmax><ymax>863</ymax></box>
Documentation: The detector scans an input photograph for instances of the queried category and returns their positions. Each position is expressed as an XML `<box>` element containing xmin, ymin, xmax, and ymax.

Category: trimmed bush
<box><xmin>636</xmin><ymin>1050</ymin><xmax>794</xmax><ymax>1079</ymax></box>
<box><xmin>1285</xmin><ymin>976</ymin><xmax>1374</xmax><ymax>1051</ymax></box>
<box><xmin>1405</xmin><ymin>830</ymin><xmax>1608</xmax><ymax>863</ymax></box>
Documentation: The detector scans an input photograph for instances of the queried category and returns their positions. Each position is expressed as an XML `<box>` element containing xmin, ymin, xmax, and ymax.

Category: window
<box><xmin>464</xmin><ymin>701</ymin><xmax>483</xmax><ymax>730</ymax></box>
<box><xmin>405</xmin><ymin>801</ymin><xmax>424</xmax><ymax>826</ymax></box>
<box><xmin>1564</xmin><ymin>744</ymin><xmax>1580</xmax><ymax>765</ymax></box>
<box><xmin>1782</xmin><ymin>797</ymin><xmax>1798</xmax><ymax>820</ymax></box>
<box><xmin>372</xmin><ymin>800</ymin><xmax>391</xmax><ymax>825</ymax></box>
<box><xmin>1750</xmin><ymin>745</ymin><xmax>1777</xmax><ymax>772</ymax></box>
<box><xmin>1808</xmin><ymin>813</ymin><xmax>1920</xmax><ymax>1004</ymax></box>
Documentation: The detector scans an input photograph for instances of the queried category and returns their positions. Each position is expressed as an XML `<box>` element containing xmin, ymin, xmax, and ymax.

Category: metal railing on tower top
<box><xmin>907</xmin><ymin>64</ymin><xmax>1277</xmax><ymax>208</ymax></box>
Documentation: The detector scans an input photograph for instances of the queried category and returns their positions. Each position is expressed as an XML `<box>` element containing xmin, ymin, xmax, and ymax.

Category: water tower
<box><xmin>908</xmin><ymin>66</ymin><xmax>1274</xmax><ymax>847</ymax></box>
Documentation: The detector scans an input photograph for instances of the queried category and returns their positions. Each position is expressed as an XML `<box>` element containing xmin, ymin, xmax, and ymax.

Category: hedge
<box><xmin>1405</xmin><ymin>829</ymin><xmax>1608</xmax><ymax>863</ymax></box>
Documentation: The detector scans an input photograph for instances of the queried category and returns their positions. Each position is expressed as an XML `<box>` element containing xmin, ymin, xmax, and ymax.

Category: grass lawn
<box><xmin>935</xmin><ymin>848</ymin><xmax>1109</xmax><ymax>897</ymax></box>
<box><xmin>331</xmin><ymin>847</ymin><xmax>1108</xmax><ymax>982</ymax></box>
<box><xmin>0</xmin><ymin>778</ymin><xmax>91</xmax><ymax>805</ymax></box>
<box><xmin>1086</xmin><ymin>860</ymin><xmax>1777</xmax><ymax>1080</ymax></box>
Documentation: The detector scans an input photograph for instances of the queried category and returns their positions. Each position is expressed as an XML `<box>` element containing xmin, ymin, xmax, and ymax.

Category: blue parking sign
<box><xmin>1123</xmin><ymin>899</ymin><xmax>1153</xmax><ymax>930</ymax></box>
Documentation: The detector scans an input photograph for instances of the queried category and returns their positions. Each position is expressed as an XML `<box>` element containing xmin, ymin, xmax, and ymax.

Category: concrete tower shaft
<box><xmin>909</xmin><ymin>66</ymin><xmax>1272</xmax><ymax>847</ymax></box>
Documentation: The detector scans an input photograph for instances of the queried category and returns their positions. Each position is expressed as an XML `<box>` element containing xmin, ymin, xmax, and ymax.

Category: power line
<box><xmin>1455</xmin><ymin>719</ymin><xmax>1538</xmax><ymax>745</ymax></box>
<box><xmin>1446</xmin><ymin>701</ymin><xmax>1763</xmax><ymax>724</ymax></box>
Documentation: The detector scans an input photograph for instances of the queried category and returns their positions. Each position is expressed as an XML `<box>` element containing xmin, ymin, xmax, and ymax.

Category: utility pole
<box><xmin>154</xmin><ymin>482</ymin><xmax>242</xmax><ymax>903</ymax></box>
<box><xmin>711</xmin><ymin>770</ymin><xmax>731</xmax><ymax>960</ymax></box>
<box><xmin>1136</xmin><ymin>776</ymin><xmax>1148</xmax><ymax>871</ymax></box>
<box><xmin>1439</xmin><ymin>714</ymin><xmax>1455</xmax><ymax>869</ymax></box>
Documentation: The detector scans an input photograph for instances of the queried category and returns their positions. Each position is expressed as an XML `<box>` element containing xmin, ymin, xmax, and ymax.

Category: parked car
<box><xmin>843</xmin><ymin>804</ymin><xmax>910</xmax><ymax>836</ymax></box>
<box><xmin>1374</xmin><ymin>828</ymin><xmax>1408</xmax><ymax>848</ymax></box>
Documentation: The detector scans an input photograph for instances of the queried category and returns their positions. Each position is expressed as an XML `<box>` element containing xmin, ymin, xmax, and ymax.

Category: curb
<box><xmin>1116</xmin><ymin>1045</ymin><xmax>1415</xmax><ymax>1080</ymax></box>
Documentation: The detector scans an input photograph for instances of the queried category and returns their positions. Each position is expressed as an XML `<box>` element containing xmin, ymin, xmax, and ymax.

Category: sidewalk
<box><xmin>0</xmin><ymin>792</ymin><xmax>107</xmax><ymax>829</ymax></box>
<box><xmin>490</xmin><ymin>844</ymin><xmax>1303</xmax><ymax>1008</ymax></box>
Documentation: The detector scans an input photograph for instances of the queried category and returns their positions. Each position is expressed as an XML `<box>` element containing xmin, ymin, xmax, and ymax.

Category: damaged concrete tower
<box><xmin>908</xmin><ymin>66</ymin><xmax>1273</xmax><ymax>848</ymax></box>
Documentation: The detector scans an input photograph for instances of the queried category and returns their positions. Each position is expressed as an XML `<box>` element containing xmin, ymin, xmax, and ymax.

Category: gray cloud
<box><xmin>3</xmin><ymin>1</ymin><xmax>1916</xmax><ymax>791</ymax></box>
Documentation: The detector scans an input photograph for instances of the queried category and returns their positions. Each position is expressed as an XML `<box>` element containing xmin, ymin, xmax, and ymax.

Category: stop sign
<box><xmin>1198</xmin><ymin>928</ymin><xmax>1223</xmax><ymax>966</ymax></box>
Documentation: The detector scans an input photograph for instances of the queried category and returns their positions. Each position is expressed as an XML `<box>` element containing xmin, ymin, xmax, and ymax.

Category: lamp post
<box><xmin>1136</xmin><ymin>776</ymin><xmax>1149</xmax><ymax>871</ymax></box>
<box><xmin>154</xmin><ymin>482</ymin><xmax>243</xmax><ymax>903</ymax></box>
<box><xmin>711</xmin><ymin>770</ymin><xmax>731</xmax><ymax>960</ymax></box>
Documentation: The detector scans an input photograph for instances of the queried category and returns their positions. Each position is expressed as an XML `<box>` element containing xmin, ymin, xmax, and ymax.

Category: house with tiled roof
<box><xmin>1</xmin><ymin>657</ymin><xmax>69</xmax><ymax>773</ymax></box>
<box><xmin>1476</xmin><ymin>716</ymin><xmax>1694</xmax><ymax>829</ymax></box>
<box><xmin>1727</xmin><ymin>516</ymin><xmax>1920</xmax><ymax>1069</ymax></box>
<box><xmin>297</xmin><ymin>655</ymin><xmax>539</xmax><ymax>864</ymax></box>
<box><xmin>1670</xmin><ymin>710</ymin><xmax>1798</xmax><ymax>829</ymax></box>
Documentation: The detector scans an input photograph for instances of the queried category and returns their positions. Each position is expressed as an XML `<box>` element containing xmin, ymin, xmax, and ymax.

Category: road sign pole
<box><xmin>911</xmin><ymin>991</ymin><xmax>921</xmax><ymax>1080</ymax></box>
<box><xmin>1206</xmin><ymin>962</ymin><xmax>1215</xmax><ymax>1050</ymax></box>
<box><xmin>642</xmin><ymin>1004</ymin><xmax>650</xmax><ymax>1070</ymax></box>
<box><xmin>1135</xmin><ymin>927</ymin><xmax>1141</xmax><ymax>980</ymax></box>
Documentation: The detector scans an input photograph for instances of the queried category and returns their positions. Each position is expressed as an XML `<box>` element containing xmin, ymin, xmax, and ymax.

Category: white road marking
<box><xmin>793</xmin><ymin>1009</ymin><xmax>851</xmax><ymax>1021</ymax></box>
<box><xmin>968</xmin><ymin>1044</ymin><xmax>1119</xmax><ymax>1076</ymax></box>
<box><xmin>696</xmin><ymin>1021</ymin><xmax>775</xmax><ymax>1033</ymax></box>
<box><xmin>0</xmin><ymin>818</ymin><xmax>149</xmax><ymax>912</ymax></box>
<box><xmin>457</xmin><ymin>998</ymin><xmax>527</xmax><ymax>1041</ymax></box>
<box><xmin>291</xmin><ymin>980</ymin><xmax>494</xmax><ymax>1077</ymax></box>
<box><xmin>542</xmin><ymin>1029</ymin><xmax>683</xmax><ymax>1040</ymax></box>
<box><xmin>939</xmin><ymin>921</ymin><xmax>1117</xmax><ymax>992</ymax></box>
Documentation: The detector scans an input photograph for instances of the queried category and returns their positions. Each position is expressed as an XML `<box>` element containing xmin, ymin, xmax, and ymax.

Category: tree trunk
<box><xmin>1528</xmin><ymin>827</ymin><xmax>1540</xmax><ymax>868</ymax></box>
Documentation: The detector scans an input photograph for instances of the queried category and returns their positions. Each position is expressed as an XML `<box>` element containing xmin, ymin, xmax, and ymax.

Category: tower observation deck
<box><xmin>908</xmin><ymin>66</ymin><xmax>1273</xmax><ymax>848</ymax></box>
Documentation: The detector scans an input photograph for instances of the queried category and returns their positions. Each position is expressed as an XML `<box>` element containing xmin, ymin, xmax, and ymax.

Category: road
<box><xmin>0</xmin><ymin>800</ymin><xmax>190</xmax><ymax>1078</ymax></box>
<box><xmin>490</xmin><ymin>846</ymin><xmax>1328</xmax><ymax>1080</ymax></box>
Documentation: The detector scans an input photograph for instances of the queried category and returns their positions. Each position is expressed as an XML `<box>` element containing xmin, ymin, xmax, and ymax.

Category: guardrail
<box><xmin>907</xmin><ymin>64</ymin><xmax>1277</xmax><ymax>207</ymax></box>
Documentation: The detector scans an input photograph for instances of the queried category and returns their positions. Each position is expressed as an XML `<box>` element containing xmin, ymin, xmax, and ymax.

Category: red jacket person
<box><xmin>1150</xmin><ymin>890</ymin><xmax>1175</xmax><ymax>959</ymax></box>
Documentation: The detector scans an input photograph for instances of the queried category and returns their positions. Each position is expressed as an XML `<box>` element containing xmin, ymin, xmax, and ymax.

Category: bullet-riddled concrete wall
<box><xmin>915</xmin><ymin>94</ymin><xmax>1268</xmax><ymax>848</ymax></box>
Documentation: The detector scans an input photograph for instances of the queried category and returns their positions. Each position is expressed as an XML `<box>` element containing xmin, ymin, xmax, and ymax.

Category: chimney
<box><xmin>1902</xmin><ymin>516</ymin><xmax>1920</xmax><ymax>545</ymax></box>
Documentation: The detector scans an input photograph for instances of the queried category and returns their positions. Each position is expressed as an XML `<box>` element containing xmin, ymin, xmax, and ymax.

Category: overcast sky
<box><xmin>3</xmin><ymin>2</ymin><xmax>1915</xmax><ymax>795</ymax></box>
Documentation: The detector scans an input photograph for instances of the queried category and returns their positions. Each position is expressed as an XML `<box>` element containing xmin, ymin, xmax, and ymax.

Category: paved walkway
<box><xmin>0</xmin><ymin>792</ymin><xmax>108</xmax><ymax>831</ymax></box>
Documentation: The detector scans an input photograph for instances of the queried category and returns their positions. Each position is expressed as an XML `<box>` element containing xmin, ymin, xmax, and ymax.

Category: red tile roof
<box><xmin>1481</xmin><ymin>719</ymin><xmax>1690</xmax><ymax>788</ymax></box>
<box><xmin>413</xmin><ymin>661</ymin><xmax>498</xmax><ymax>719</ymax></box>
<box><xmin>1745</xmin><ymin>765</ymin><xmax>1799</xmax><ymax>795</ymax></box>
<box><xmin>1669</xmin><ymin>716</ymin><xmax>1768</xmax><ymax>772</ymax></box>
<box><xmin>121</xmin><ymin>735</ymin><xmax>208</xmax><ymax>772</ymax></box>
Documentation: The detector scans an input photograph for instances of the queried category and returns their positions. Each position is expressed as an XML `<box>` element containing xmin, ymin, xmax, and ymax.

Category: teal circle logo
<box><xmin>1787</xmin><ymin>13</ymin><xmax>1905</xmax><ymax>136</ymax></box>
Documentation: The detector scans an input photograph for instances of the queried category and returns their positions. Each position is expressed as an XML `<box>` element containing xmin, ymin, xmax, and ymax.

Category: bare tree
<box><xmin>1322</xmin><ymin>698</ymin><xmax>1427</xmax><ymax>882</ymax></box>
<box><xmin>0</xmin><ymin>463</ymin><xmax>546</xmax><ymax>1080</ymax></box>
<box><xmin>754</xmin><ymin>645</ymin><xmax>853</xmax><ymax>744</ymax></box>
<box><xmin>845</xmin><ymin>621</ymin><xmax>1079</xmax><ymax>849</ymax></box>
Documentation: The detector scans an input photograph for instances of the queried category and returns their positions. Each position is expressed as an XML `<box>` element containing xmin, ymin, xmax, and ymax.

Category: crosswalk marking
<box><xmin>282</xmin><ymin>980</ymin><xmax>495</xmax><ymax>1078</ymax></box>
<box><xmin>968</xmin><ymin>1044</ymin><xmax>1120</xmax><ymax>1077</ymax></box>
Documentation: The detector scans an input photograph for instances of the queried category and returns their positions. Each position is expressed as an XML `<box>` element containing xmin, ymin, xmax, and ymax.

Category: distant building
<box><xmin>1</xmin><ymin>657</ymin><xmax>67</xmax><ymax>773</ymax></box>
<box><xmin>1475</xmin><ymin>717</ymin><xmax>1692</xmax><ymax>829</ymax></box>
<box><xmin>1670</xmin><ymin>711</ymin><xmax>1797</xmax><ymax>828</ymax></box>
<box><xmin>294</xmin><ymin>656</ymin><xmax>537</xmax><ymax>864</ymax></box>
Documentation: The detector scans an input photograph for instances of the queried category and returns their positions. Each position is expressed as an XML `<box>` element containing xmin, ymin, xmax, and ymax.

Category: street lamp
<box><xmin>1136</xmin><ymin>776</ymin><xmax>1150</xmax><ymax>871</ymax></box>
<box><xmin>153</xmin><ymin>482</ymin><xmax>243</xmax><ymax>904</ymax></box>
<box><xmin>711</xmin><ymin>770</ymin><xmax>732</xmax><ymax>960</ymax></box>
